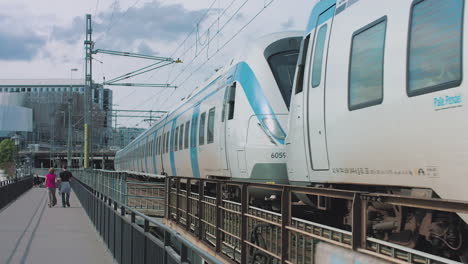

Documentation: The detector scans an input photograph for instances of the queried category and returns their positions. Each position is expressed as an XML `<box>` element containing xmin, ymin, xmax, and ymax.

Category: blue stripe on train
<box><xmin>170</xmin><ymin>119</ymin><xmax>177</xmax><ymax>176</ymax></box>
<box><xmin>189</xmin><ymin>105</ymin><xmax>201</xmax><ymax>178</ymax></box>
<box><xmin>152</xmin><ymin>130</ymin><xmax>158</xmax><ymax>174</ymax></box>
<box><xmin>306</xmin><ymin>0</ymin><xmax>336</xmax><ymax>33</ymax></box>
<box><xmin>233</xmin><ymin>61</ymin><xmax>286</xmax><ymax>144</ymax></box>
<box><xmin>145</xmin><ymin>137</ymin><xmax>148</xmax><ymax>172</ymax></box>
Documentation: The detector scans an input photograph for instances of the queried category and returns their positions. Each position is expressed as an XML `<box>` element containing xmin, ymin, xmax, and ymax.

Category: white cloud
<box><xmin>0</xmin><ymin>0</ymin><xmax>315</xmax><ymax>127</ymax></box>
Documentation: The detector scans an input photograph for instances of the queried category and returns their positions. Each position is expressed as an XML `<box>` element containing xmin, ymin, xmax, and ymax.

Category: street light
<box><xmin>68</xmin><ymin>68</ymin><xmax>78</xmax><ymax>168</ymax></box>
<box><xmin>11</xmin><ymin>134</ymin><xmax>20</xmax><ymax>178</ymax></box>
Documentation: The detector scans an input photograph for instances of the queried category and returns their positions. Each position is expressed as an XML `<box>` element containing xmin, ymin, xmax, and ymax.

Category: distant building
<box><xmin>0</xmin><ymin>79</ymin><xmax>113</xmax><ymax>167</ymax></box>
<box><xmin>112</xmin><ymin>127</ymin><xmax>145</xmax><ymax>149</ymax></box>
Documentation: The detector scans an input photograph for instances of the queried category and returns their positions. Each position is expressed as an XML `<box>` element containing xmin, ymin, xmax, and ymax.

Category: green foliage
<box><xmin>0</xmin><ymin>139</ymin><xmax>15</xmax><ymax>167</ymax></box>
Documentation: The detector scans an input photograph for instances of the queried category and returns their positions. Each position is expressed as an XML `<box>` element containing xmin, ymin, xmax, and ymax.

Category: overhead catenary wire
<box><xmin>169</xmin><ymin>0</ymin><xmax>252</xmax><ymax>86</ymax></box>
<box><xmin>176</xmin><ymin>0</ymin><xmax>275</xmax><ymax>89</ymax></box>
<box><xmin>116</xmin><ymin>0</ymin><xmax>275</xmax><ymax>127</ymax></box>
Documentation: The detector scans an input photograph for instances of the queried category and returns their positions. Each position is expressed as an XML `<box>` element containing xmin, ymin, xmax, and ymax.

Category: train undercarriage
<box><xmin>304</xmin><ymin>183</ymin><xmax>468</xmax><ymax>262</ymax></box>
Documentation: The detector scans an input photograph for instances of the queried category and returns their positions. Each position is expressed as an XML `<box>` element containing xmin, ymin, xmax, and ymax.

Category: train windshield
<box><xmin>268</xmin><ymin>50</ymin><xmax>299</xmax><ymax>109</ymax></box>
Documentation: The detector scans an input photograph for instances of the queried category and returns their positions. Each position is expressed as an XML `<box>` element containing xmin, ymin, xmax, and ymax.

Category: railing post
<box><xmin>198</xmin><ymin>179</ymin><xmax>205</xmax><ymax>241</ymax></box>
<box><xmin>240</xmin><ymin>184</ymin><xmax>248</xmax><ymax>264</ymax></box>
<box><xmin>176</xmin><ymin>178</ymin><xmax>181</xmax><ymax>224</ymax></box>
<box><xmin>123</xmin><ymin>173</ymin><xmax>128</xmax><ymax>206</ymax></box>
<box><xmin>181</xmin><ymin>243</ymin><xmax>188</xmax><ymax>263</ymax></box>
<box><xmin>281</xmin><ymin>186</ymin><xmax>291</xmax><ymax>264</ymax></box>
<box><xmin>352</xmin><ymin>193</ymin><xmax>367</xmax><ymax>250</ymax></box>
<box><xmin>163</xmin><ymin>230</ymin><xmax>171</xmax><ymax>264</ymax></box>
<box><xmin>215</xmin><ymin>181</ymin><xmax>222</xmax><ymax>252</ymax></box>
<box><xmin>186</xmin><ymin>179</ymin><xmax>191</xmax><ymax>232</ymax></box>
<box><xmin>166</xmin><ymin>177</ymin><xmax>171</xmax><ymax>220</ymax></box>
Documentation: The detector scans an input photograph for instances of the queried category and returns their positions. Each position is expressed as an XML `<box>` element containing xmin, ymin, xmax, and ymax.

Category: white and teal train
<box><xmin>115</xmin><ymin>31</ymin><xmax>301</xmax><ymax>186</ymax></box>
<box><xmin>286</xmin><ymin>0</ymin><xmax>468</xmax><ymax>260</ymax></box>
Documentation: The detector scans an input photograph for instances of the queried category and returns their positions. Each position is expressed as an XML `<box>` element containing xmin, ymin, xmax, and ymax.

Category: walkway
<box><xmin>0</xmin><ymin>187</ymin><xmax>115</xmax><ymax>264</ymax></box>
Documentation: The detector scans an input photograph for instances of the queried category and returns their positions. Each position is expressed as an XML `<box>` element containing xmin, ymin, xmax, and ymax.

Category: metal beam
<box><xmin>112</xmin><ymin>110</ymin><xmax>167</xmax><ymax>113</ymax></box>
<box><xmin>105</xmin><ymin>83</ymin><xmax>177</xmax><ymax>88</ymax></box>
<box><xmin>104</xmin><ymin>61</ymin><xmax>176</xmax><ymax>84</ymax></box>
<box><xmin>93</xmin><ymin>49</ymin><xmax>181</xmax><ymax>62</ymax></box>
<box><xmin>111</xmin><ymin>115</ymin><xmax>162</xmax><ymax>118</ymax></box>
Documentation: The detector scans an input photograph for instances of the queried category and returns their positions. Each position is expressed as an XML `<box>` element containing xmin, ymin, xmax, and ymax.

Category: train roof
<box><xmin>306</xmin><ymin>0</ymin><xmax>336</xmax><ymax>34</ymax></box>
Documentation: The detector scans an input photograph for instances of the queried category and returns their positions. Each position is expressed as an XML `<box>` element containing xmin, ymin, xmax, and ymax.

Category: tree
<box><xmin>0</xmin><ymin>139</ymin><xmax>15</xmax><ymax>176</ymax></box>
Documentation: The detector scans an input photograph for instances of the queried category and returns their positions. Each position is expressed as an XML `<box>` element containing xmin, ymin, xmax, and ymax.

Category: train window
<box><xmin>179</xmin><ymin>124</ymin><xmax>184</xmax><ymax>150</ymax></box>
<box><xmin>163</xmin><ymin>133</ymin><xmax>166</xmax><ymax>154</ymax></box>
<box><xmin>184</xmin><ymin>121</ymin><xmax>190</xmax><ymax>149</ymax></box>
<box><xmin>268</xmin><ymin>50</ymin><xmax>299</xmax><ymax>109</ymax></box>
<box><xmin>228</xmin><ymin>84</ymin><xmax>236</xmax><ymax>120</ymax></box>
<box><xmin>207</xmin><ymin>107</ymin><xmax>215</xmax><ymax>144</ymax></box>
<box><xmin>159</xmin><ymin>135</ymin><xmax>163</xmax><ymax>154</ymax></box>
<box><xmin>156</xmin><ymin>136</ymin><xmax>160</xmax><ymax>155</ymax></box>
<box><xmin>159</xmin><ymin>135</ymin><xmax>162</xmax><ymax>154</ymax></box>
<box><xmin>166</xmin><ymin>132</ymin><xmax>170</xmax><ymax>153</ymax></box>
<box><xmin>199</xmin><ymin>112</ymin><xmax>206</xmax><ymax>146</ymax></box>
<box><xmin>147</xmin><ymin>141</ymin><xmax>150</xmax><ymax>157</ymax></box>
<box><xmin>175</xmin><ymin>127</ymin><xmax>179</xmax><ymax>151</ymax></box>
<box><xmin>162</xmin><ymin>134</ymin><xmax>166</xmax><ymax>154</ymax></box>
<box><xmin>311</xmin><ymin>24</ymin><xmax>328</xmax><ymax>88</ymax></box>
<box><xmin>349</xmin><ymin>17</ymin><xmax>386</xmax><ymax>110</ymax></box>
<box><xmin>407</xmin><ymin>0</ymin><xmax>463</xmax><ymax>96</ymax></box>
<box><xmin>295</xmin><ymin>35</ymin><xmax>310</xmax><ymax>94</ymax></box>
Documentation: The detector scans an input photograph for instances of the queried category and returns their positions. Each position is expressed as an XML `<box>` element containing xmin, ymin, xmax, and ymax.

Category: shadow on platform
<box><xmin>0</xmin><ymin>187</ymin><xmax>115</xmax><ymax>264</ymax></box>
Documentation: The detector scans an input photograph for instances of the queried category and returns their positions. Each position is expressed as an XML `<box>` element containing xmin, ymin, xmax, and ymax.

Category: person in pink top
<box><xmin>45</xmin><ymin>168</ymin><xmax>57</xmax><ymax>207</ymax></box>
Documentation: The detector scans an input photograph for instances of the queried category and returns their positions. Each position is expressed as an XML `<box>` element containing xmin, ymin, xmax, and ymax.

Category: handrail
<box><xmin>73</xmin><ymin>177</ymin><xmax>224</xmax><ymax>264</ymax></box>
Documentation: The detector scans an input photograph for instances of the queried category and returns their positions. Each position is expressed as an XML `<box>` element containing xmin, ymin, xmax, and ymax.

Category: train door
<box><xmin>306</xmin><ymin>6</ymin><xmax>335</xmax><ymax>170</ymax></box>
<box><xmin>218</xmin><ymin>83</ymin><xmax>235</xmax><ymax>173</ymax></box>
<box><xmin>221</xmin><ymin>82</ymin><xmax>237</xmax><ymax>176</ymax></box>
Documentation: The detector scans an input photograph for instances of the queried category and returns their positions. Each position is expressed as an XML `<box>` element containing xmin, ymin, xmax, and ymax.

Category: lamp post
<box><xmin>68</xmin><ymin>68</ymin><xmax>78</xmax><ymax>168</ymax></box>
<box><xmin>11</xmin><ymin>134</ymin><xmax>20</xmax><ymax>178</ymax></box>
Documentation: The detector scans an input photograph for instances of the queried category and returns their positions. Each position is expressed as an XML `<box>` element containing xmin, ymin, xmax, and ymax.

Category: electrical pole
<box><xmin>68</xmin><ymin>68</ymin><xmax>78</xmax><ymax>168</ymax></box>
<box><xmin>84</xmin><ymin>14</ymin><xmax>93</xmax><ymax>169</ymax></box>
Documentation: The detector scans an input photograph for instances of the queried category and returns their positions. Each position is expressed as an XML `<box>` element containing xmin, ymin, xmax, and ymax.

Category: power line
<box><xmin>119</xmin><ymin>0</ymin><xmax>274</xmax><ymax>126</ymax></box>
<box><xmin>169</xmin><ymin>0</ymin><xmax>250</xmax><ymax>86</ymax></box>
<box><xmin>93</xmin><ymin>0</ymin><xmax>100</xmax><ymax>18</ymax></box>
<box><xmin>177</xmin><ymin>0</ymin><xmax>275</xmax><ymax>89</ymax></box>
<box><xmin>104</xmin><ymin>0</ymin><xmax>119</xmax><ymax>36</ymax></box>
<box><xmin>140</xmin><ymin>0</ymin><xmax>246</xmax><ymax>110</ymax></box>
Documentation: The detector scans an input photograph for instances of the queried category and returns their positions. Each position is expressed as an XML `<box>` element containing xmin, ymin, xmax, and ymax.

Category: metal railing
<box><xmin>166</xmin><ymin>176</ymin><xmax>467</xmax><ymax>264</ymax></box>
<box><xmin>71</xmin><ymin>170</ymin><xmax>468</xmax><ymax>264</ymax></box>
<box><xmin>73</xmin><ymin>169</ymin><xmax>165</xmax><ymax>216</ymax></box>
<box><xmin>0</xmin><ymin>176</ymin><xmax>33</xmax><ymax>210</ymax></box>
<box><xmin>71</xmin><ymin>175</ymin><xmax>224</xmax><ymax>264</ymax></box>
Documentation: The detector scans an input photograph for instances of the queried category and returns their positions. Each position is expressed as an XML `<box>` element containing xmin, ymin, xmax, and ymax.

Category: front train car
<box><xmin>116</xmin><ymin>31</ymin><xmax>301</xmax><ymax>187</ymax></box>
<box><xmin>287</xmin><ymin>0</ymin><xmax>468</xmax><ymax>260</ymax></box>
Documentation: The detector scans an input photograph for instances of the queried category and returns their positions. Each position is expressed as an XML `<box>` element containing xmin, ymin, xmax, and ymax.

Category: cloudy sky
<box><xmin>0</xmin><ymin>0</ymin><xmax>314</xmax><ymax>128</ymax></box>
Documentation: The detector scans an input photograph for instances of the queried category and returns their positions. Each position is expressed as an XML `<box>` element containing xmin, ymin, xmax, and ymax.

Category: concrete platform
<box><xmin>0</xmin><ymin>187</ymin><xmax>115</xmax><ymax>264</ymax></box>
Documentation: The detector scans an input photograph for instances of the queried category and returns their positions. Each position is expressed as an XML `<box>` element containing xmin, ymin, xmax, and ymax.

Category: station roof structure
<box><xmin>0</xmin><ymin>79</ymin><xmax>86</xmax><ymax>87</ymax></box>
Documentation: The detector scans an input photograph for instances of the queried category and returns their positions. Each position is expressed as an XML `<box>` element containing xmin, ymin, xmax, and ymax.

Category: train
<box><xmin>115</xmin><ymin>31</ymin><xmax>302</xmax><ymax>189</ymax></box>
<box><xmin>116</xmin><ymin>0</ymin><xmax>468</xmax><ymax>260</ymax></box>
<box><xmin>286</xmin><ymin>0</ymin><xmax>468</xmax><ymax>260</ymax></box>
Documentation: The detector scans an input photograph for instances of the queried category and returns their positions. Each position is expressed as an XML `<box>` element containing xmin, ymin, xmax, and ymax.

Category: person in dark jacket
<box><xmin>59</xmin><ymin>166</ymin><xmax>73</xmax><ymax>207</ymax></box>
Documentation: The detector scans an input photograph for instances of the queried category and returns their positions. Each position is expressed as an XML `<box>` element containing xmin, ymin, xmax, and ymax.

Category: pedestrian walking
<box><xmin>59</xmin><ymin>166</ymin><xmax>73</xmax><ymax>207</ymax></box>
<box><xmin>45</xmin><ymin>168</ymin><xmax>57</xmax><ymax>207</ymax></box>
<box><xmin>33</xmin><ymin>174</ymin><xmax>40</xmax><ymax>187</ymax></box>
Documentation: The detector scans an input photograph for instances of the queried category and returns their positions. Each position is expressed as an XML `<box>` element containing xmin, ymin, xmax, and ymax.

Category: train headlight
<box><xmin>262</xmin><ymin>117</ymin><xmax>286</xmax><ymax>141</ymax></box>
